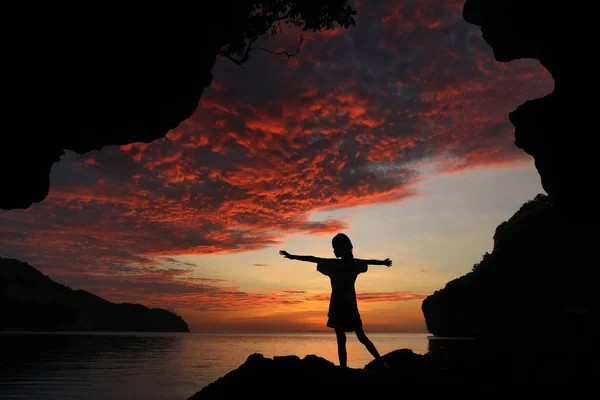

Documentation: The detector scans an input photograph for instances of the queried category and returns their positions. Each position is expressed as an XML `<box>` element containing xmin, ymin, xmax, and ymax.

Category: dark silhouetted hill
<box><xmin>1</xmin><ymin>1</ymin><xmax>356</xmax><ymax>210</ymax></box>
<box><xmin>0</xmin><ymin>258</ymin><xmax>189</xmax><ymax>332</ymax></box>
<box><xmin>463</xmin><ymin>0</ymin><xmax>595</xmax><ymax>216</ymax></box>
<box><xmin>421</xmin><ymin>194</ymin><xmax>597</xmax><ymax>338</ymax></box>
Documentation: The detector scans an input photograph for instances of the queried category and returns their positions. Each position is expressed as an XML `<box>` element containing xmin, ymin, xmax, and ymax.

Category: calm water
<box><xmin>0</xmin><ymin>332</ymin><xmax>430</xmax><ymax>400</ymax></box>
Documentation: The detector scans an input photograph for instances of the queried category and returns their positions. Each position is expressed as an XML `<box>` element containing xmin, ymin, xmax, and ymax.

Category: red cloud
<box><xmin>306</xmin><ymin>291</ymin><xmax>427</xmax><ymax>303</ymax></box>
<box><xmin>65</xmin><ymin>269</ymin><xmax>311</xmax><ymax>312</ymax></box>
<box><xmin>0</xmin><ymin>0</ymin><xmax>553</xmax><ymax>317</ymax></box>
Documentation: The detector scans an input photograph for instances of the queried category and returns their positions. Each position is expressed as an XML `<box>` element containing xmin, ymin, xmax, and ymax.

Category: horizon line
<box><xmin>0</xmin><ymin>330</ymin><xmax>432</xmax><ymax>335</ymax></box>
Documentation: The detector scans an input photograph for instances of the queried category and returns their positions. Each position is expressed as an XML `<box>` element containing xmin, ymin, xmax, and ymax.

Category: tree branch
<box><xmin>249</xmin><ymin>36</ymin><xmax>305</xmax><ymax>60</ymax></box>
<box><xmin>220</xmin><ymin>35</ymin><xmax>305</xmax><ymax>68</ymax></box>
<box><xmin>220</xmin><ymin>53</ymin><xmax>249</xmax><ymax>70</ymax></box>
<box><xmin>218</xmin><ymin>39</ymin><xmax>255</xmax><ymax>70</ymax></box>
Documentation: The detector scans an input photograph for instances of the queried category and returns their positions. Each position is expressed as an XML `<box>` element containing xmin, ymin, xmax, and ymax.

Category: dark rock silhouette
<box><xmin>187</xmin><ymin>350</ymin><xmax>469</xmax><ymax>400</ymax></box>
<box><xmin>187</xmin><ymin>343</ymin><xmax>595</xmax><ymax>399</ymax></box>
<box><xmin>463</xmin><ymin>1</ymin><xmax>594</xmax><ymax>215</ymax></box>
<box><xmin>0</xmin><ymin>258</ymin><xmax>189</xmax><ymax>332</ymax></box>
<box><xmin>2</xmin><ymin>1</ymin><xmax>356</xmax><ymax>210</ymax></box>
<box><xmin>422</xmin><ymin>194</ymin><xmax>597</xmax><ymax>339</ymax></box>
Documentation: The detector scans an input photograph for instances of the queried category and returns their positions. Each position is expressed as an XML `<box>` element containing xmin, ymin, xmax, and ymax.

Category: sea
<box><xmin>0</xmin><ymin>332</ymin><xmax>433</xmax><ymax>400</ymax></box>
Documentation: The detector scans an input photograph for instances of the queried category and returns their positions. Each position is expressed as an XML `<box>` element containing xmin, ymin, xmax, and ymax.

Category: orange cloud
<box><xmin>307</xmin><ymin>291</ymin><xmax>427</xmax><ymax>303</ymax></box>
<box><xmin>0</xmin><ymin>0</ymin><xmax>553</xmax><ymax>328</ymax></box>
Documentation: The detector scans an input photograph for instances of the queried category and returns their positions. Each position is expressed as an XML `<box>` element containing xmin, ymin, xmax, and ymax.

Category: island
<box><xmin>0</xmin><ymin>257</ymin><xmax>190</xmax><ymax>332</ymax></box>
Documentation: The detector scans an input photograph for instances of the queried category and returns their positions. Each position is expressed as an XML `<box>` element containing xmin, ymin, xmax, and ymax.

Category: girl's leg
<box><xmin>355</xmin><ymin>327</ymin><xmax>381</xmax><ymax>359</ymax></box>
<box><xmin>334</xmin><ymin>328</ymin><xmax>347</xmax><ymax>367</ymax></box>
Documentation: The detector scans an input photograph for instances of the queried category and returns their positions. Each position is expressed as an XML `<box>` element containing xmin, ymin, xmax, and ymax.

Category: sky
<box><xmin>0</xmin><ymin>0</ymin><xmax>553</xmax><ymax>333</ymax></box>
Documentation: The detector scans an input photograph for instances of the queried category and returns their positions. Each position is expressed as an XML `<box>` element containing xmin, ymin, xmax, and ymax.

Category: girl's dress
<box><xmin>317</xmin><ymin>258</ymin><xmax>368</xmax><ymax>332</ymax></box>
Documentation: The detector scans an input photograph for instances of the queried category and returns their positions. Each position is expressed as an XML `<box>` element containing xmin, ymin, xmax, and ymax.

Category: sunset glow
<box><xmin>0</xmin><ymin>0</ymin><xmax>553</xmax><ymax>332</ymax></box>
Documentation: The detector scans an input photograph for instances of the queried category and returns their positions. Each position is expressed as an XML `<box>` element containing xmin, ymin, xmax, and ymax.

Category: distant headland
<box><xmin>0</xmin><ymin>257</ymin><xmax>190</xmax><ymax>332</ymax></box>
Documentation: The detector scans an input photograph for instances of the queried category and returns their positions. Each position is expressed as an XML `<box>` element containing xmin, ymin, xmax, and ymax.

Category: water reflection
<box><xmin>0</xmin><ymin>332</ymin><xmax>430</xmax><ymax>400</ymax></box>
<box><xmin>0</xmin><ymin>333</ymin><xmax>182</xmax><ymax>400</ymax></box>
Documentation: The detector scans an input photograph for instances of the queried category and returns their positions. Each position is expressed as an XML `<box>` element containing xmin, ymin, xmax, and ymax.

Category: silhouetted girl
<box><xmin>279</xmin><ymin>233</ymin><xmax>391</xmax><ymax>368</ymax></box>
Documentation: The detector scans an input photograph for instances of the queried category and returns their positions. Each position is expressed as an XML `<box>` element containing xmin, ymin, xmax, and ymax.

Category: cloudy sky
<box><xmin>0</xmin><ymin>0</ymin><xmax>552</xmax><ymax>332</ymax></box>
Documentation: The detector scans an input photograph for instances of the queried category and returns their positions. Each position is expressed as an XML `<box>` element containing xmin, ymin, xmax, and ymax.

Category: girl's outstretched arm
<box><xmin>279</xmin><ymin>250</ymin><xmax>323</xmax><ymax>263</ymax></box>
<box><xmin>356</xmin><ymin>258</ymin><xmax>392</xmax><ymax>267</ymax></box>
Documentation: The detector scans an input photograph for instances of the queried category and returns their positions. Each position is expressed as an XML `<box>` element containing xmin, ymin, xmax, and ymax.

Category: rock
<box><xmin>421</xmin><ymin>194</ymin><xmax>597</xmax><ymax>340</ymax></box>
<box><xmin>1</xmin><ymin>2</ymin><xmax>357</xmax><ymax>210</ymax></box>
<box><xmin>188</xmin><ymin>350</ymin><xmax>461</xmax><ymax>400</ymax></box>
<box><xmin>364</xmin><ymin>348</ymin><xmax>436</xmax><ymax>373</ymax></box>
<box><xmin>463</xmin><ymin>0</ymin><xmax>596</xmax><ymax>217</ymax></box>
<box><xmin>1</xmin><ymin>12</ymin><xmax>218</xmax><ymax>210</ymax></box>
<box><xmin>0</xmin><ymin>257</ymin><xmax>190</xmax><ymax>332</ymax></box>
<box><xmin>187</xmin><ymin>344</ymin><xmax>596</xmax><ymax>400</ymax></box>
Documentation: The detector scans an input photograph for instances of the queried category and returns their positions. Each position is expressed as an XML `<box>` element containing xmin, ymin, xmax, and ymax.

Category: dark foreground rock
<box><xmin>188</xmin><ymin>344</ymin><xmax>596</xmax><ymax>400</ymax></box>
<box><xmin>188</xmin><ymin>350</ymin><xmax>462</xmax><ymax>400</ymax></box>
<box><xmin>0</xmin><ymin>257</ymin><xmax>189</xmax><ymax>332</ymax></box>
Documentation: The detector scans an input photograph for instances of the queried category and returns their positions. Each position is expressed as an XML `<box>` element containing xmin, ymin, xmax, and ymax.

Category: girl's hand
<box><xmin>384</xmin><ymin>258</ymin><xmax>392</xmax><ymax>267</ymax></box>
<box><xmin>279</xmin><ymin>250</ymin><xmax>291</xmax><ymax>258</ymax></box>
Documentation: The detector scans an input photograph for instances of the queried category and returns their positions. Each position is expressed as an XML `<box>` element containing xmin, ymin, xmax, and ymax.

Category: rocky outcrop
<box><xmin>0</xmin><ymin>257</ymin><xmax>190</xmax><ymax>332</ymax></box>
<box><xmin>463</xmin><ymin>0</ymin><xmax>595</xmax><ymax>216</ymax></box>
<box><xmin>188</xmin><ymin>350</ymin><xmax>468</xmax><ymax>399</ymax></box>
<box><xmin>421</xmin><ymin>194</ymin><xmax>597</xmax><ymax>338</ymax></box>
<box><xmin>1</xmin><ymin>2</ymin><xmax>356</xmax><ymax>210</ymax></box>
<box><xmin>2</xmin><ymin>15</ymin><xmax>218</xmax><ymax>210</ymax></box>
<box><xmin>187</xmin><ymin>344</ymin><xmax>595</xmax><ymax>400</ymax></box>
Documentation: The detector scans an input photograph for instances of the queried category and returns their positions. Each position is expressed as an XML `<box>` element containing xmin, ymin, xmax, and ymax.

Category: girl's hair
<box><xmin>332</xmin><ymin>233</ymin><xmax>353</xmax><ymax>258</ymax></box>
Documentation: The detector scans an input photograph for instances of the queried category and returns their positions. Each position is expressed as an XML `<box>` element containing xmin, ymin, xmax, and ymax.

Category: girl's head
<box><xmin>332</xmin><ymin>233</ymin><xmax>353</xmax><ymax>259</ymax></box>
